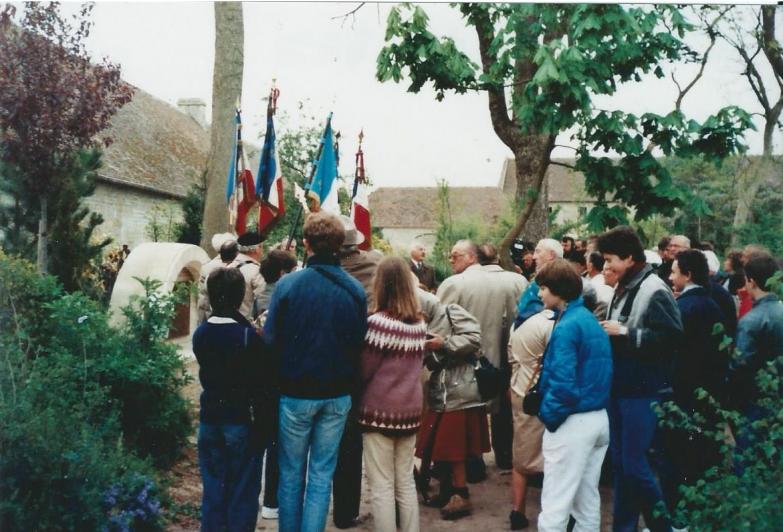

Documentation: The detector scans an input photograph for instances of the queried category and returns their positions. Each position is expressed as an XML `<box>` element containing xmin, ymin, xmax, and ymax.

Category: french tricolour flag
<box><xmin>256</xmin><ymin>114</ymin><xmax>285</xmax><ymax>234</ymax></box>
<box><xmin>351</xmin><ymin>181</ymin><xmax>371</xmax><ymax>251</ymax></box>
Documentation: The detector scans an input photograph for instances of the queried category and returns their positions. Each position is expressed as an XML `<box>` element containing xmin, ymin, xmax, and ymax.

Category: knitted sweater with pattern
<box><xmin>358</xmin><ymin>311</ymin><xmax>427</xmax><ymax>436</ymax></box>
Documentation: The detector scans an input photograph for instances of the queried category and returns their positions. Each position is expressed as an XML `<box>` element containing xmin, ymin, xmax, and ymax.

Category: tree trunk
<box><xmin>200</xmin><ymin>1</ymin><xmax>244</xmax><ymax>255</ymax></box>
<box><xmin>36</xmin><ymin>195</ymin><xmax>48</xmax><ymax>273</ymax></box>
<box><xmin>498</xmin><ymin>134</ymin><xmax>555</xmax><ymax>270</ymax></box>
<box><xmin>731</xmin><ymin>154</ymin><xmax>776</xmax><ymax>247</ymax></box>
<box><xmin>513</xmin><ymin>138</ymin><xmax>551</xmax><ymax>240</ymax></box>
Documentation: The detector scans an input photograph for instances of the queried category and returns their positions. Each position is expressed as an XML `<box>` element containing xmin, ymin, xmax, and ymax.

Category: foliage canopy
<box><xmin>377</xmin><ymin>4</ymin><xmax>753</xmax><ymax>256</ymax></box>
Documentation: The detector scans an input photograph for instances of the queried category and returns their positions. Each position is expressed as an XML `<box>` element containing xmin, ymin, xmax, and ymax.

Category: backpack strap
<box><xmin>310</xmin><ymin>266</ymin><xmax>365</xmax><ymax>309</ymax></box>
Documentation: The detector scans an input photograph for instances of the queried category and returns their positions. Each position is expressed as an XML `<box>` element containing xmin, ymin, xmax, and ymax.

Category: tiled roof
<box><xmin>98</xmin><ymin>87</ymin><xmax>210</xmax><ymax>198</ymax></box>
<box><xmin>501</xmin><ymin>158</ymin><xmax>589</xmax><ymax>203</ymax></box>
<box><xmin>369</xmin><ymin>186</ymin><xmax>510</xmax><ymax>229</ymax></box>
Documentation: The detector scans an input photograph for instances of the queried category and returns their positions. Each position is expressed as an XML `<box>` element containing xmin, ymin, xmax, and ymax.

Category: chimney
<box><xmin>177</xmin><ymin>98</ymin><xmax>207</xmax><ymax>128</ymax></box>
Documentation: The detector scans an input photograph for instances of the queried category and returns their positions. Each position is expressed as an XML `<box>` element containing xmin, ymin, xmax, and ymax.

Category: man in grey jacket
<box><xmin>438</xmin><ymin>240</ymin><xmax>527</xmax><ymax>473</ymax></box>
<box><xmin>597</xmin><ymin>226</ymin><xmax>683</xmax><ymax>532</ymax></box>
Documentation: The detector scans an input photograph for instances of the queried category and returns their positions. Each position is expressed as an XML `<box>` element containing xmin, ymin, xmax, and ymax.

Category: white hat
<box><xmin>211</xmin><ymin>232</ymin><xmax>237</xmax><ymax>252</ymax></box>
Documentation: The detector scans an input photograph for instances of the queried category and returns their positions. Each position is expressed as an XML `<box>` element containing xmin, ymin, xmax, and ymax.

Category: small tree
<box><xmin>0</xmin><ymin>3</ymin><xmax>132</xmax><ymax>273</ymax></box>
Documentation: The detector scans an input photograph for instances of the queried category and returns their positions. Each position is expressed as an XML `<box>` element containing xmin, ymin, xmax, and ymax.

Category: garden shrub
<box><xmin>0</xmin><ymin>251</ymin><xmax>192</xmax><ymax>529</ymax></box>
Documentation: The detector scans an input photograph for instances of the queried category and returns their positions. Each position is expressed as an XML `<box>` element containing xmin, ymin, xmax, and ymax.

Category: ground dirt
<box><xmin>165</xmin><ymin>345</ymin><xmax>615</xmax><ymax>531</ymax></box>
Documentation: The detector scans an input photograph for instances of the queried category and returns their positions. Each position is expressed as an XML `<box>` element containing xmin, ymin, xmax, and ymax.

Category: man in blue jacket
<box><xmin>662</xmin><ymin>249</ymin><xmax>729</xmax><ymax>526</ymax></box>
<box><xmin>598</xmin><ymin>226</ymin><xmax>683</xmax><ymax>532</ymax></box>
<box><xmin>264</xmin><ymin>212</ymin><xmax>368</xmax><ymax>532</ymax></box>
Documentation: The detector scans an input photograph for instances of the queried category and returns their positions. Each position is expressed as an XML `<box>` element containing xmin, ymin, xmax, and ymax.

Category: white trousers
<box><xmin>538</xmin><ymin>409</ymin><xmax>610</xmax><ymax>532</ymax></box>
<box><xmin>362</xmin><ymin>432</ymin><xmax>420</xmax><ymax>532</ymax></box>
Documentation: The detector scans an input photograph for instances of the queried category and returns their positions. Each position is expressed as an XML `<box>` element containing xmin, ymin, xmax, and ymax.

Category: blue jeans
<box><xmin>278</xmin><ymin>394</ymin><xmax>352</xmax><ymax>532</ymax></box>
<box><xmin>609</xmin><ymin>397</ymin><xmax>671</xmax><ymax>532</ymax></box>
<box><xmin>198</xmin><ymin>423</ymin><xmax>263</xmax><ymax>532</ymax></box>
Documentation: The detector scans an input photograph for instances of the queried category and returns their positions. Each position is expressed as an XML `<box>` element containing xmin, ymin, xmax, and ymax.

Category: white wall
<box><xmin>380</xmin><ymin>228</ymin><xmax>437</xmax><ymax>254</ymax></box>
<box><xmin>85</xmin><ymin>184</ymin><xmax>184</xmax><ymax>250</ymax></box>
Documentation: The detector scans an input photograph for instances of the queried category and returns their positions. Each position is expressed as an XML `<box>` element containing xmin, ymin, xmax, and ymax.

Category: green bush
<box><xmin>0</xmin><ymin>251</ymin><xmax>192</xmax><ymax>529</ymax></box>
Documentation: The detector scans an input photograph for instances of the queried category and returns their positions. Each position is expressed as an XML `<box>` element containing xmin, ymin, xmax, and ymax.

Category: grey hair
<box><xmin>671</xmin><ymin>235</ymin><xmax>691</xmax><ymax>248</ymax></box>
<box><xmin>537</xmin><ymin>238</ymin><xmax>564</xmax><ymax>258</ymax></box>
<box><xmin>454</xmin><ymin>239</ymin><xmax>479</xmax><ymax>258</ymax></box>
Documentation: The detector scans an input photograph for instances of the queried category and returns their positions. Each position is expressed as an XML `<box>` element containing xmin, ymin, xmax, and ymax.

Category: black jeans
<box><xmin>491</xmin><ymin>392</ymin><xmax>514</xmax><ymax>469</ymax></box>
<box><xmin>332</xmin><ymin>412</ymin><xmax>363</xmax><ymax>527</ymax></box>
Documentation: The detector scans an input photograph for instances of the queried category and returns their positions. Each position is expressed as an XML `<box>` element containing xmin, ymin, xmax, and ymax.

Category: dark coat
<box><xmin>672</xmin><ymin>286</ymin><xmax>729</xmax><ymax>408</ymax></box>
<box><xmin>264</xmin><ymin>254</ymin><xmax>368</xmax><ymax>399</ymax></box>
<box><xmin>709</xmin><ymin>280</ymin><xmax>738</xmax><ymax>339</ymax></box>
<box><xmin>409</xmin><ymin>258</ymin><xmax>437</xmax><ymax>291</ymax></box>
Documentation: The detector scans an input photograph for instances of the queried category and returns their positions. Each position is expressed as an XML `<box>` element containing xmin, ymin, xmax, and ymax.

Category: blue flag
<box><xmin>256</xmin><ymin>114</ymin><xmax>277</xmax><ymax>199</ymax></box>
<box><xmin>225</xmin><ymin>111</ymin><xmax>240</xmax><ymax>203</ymax></box>
<box><xmin>308</xmin><ymin>114</ymin><xmax>339</xmax><ymax>213</ymax></box>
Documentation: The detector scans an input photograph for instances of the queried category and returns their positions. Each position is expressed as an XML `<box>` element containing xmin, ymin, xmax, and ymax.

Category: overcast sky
<box><xmin>66</xmin><ymin>2</ymin><xmax>781</xmax><ymax>189</ymax></box>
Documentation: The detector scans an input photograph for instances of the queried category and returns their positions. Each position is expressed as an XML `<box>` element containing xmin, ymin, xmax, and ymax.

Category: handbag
<box><xmin>521</xmin><ymin>361</ymin><xmax>544</xmax><ymax>416</ymax></box>
<box><xmin>474</xmin><ymin>355</ymin><xmax>505</xmax><ymax>401</ymax></box>
<box><xmin>444</xmin><ymin>305</ymin><xmax>503</xmax><ymax>401</ymax></box>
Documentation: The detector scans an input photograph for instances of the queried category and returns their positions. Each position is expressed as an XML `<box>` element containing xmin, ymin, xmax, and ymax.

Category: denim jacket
<box><xmin>728</xmin><ymin>294</ymin><xmax>783</xmax><ymax>409</ymax></box>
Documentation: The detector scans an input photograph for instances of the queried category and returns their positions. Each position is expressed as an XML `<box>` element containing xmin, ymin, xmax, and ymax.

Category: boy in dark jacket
<box><xmin>598</xmin><ymin>226</ymin><xmax>683</xmax><ymax>532</ymax></box>
<box><xmin>193</xmin><ymin>267</ymin><xmax>272</xmax><ymax>532</ymax></box>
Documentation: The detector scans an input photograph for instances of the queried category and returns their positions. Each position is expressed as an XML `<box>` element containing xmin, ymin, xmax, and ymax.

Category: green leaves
<box><xmin>376</xmin><ymin>3</ymin><xmax>755</xmax><ymax>238</ymax></box>
<box><xmin>376</xmin><ymin>5</ymin><xmax>479</xmax><ymax>99</ymax></box>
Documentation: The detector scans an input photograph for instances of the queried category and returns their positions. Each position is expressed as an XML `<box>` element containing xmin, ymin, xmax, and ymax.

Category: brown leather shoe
<box><xmin>440</xmin><ymin>494</ymin><xmax>472</xmax><ymax>520</ymax></box>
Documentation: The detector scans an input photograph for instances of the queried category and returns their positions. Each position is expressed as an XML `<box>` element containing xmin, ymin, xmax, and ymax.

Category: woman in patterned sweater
<box><xmin>358</xmin><ymin>256</ymin><xmax>427</xmax><ymax>532</ymax></box>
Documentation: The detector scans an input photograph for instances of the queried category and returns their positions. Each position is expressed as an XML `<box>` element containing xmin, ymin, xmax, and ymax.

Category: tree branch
<box><xmin>674</xmin><ymin>6</ymin><xmax>733</xmax><ymax>111</ymax></box>
<box><xmin>549</xmin><ymin>160</ymin><xmax>576</xmax><ymax>170</ymax></box>
<box><xmin>761</xmin><ymin>6</ymin><xmax>783</xmax><ymax>90</ymax></box>
<box><xmin>332</xmin><ymin>2</ymin><xmax>365</xmax><ymax>25</ymax></box>
<box><xmin>467</xmin><ymin>5</ymin><xmax>517</xmax><ymax>149</ymax></box>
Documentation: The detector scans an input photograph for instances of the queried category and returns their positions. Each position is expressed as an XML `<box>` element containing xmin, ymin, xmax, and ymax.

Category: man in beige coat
<box><xmin>437</xmin><ymin>240</ymin><xmax>528</xmax><ymax>474</ymax></box>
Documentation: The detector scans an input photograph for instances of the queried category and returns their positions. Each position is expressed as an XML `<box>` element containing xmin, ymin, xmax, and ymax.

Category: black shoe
<box><xmin>510</xmin><ymin>511</ymin><xmax>529</xmax><ymax>530</ymax></box>
<box><xmin>333</xmin><ymin>516</ymin><xmax>365</xmax><ymax>529</ymax></box>
<box><xmin>497</xmin><ymin>461</ymin><xmax>514</xmax><ymax>471</ymax></box>
<box><xmin>423</xmin><ymin>489</ymin><xmax>452</xmax><ymax>508</ymax></box>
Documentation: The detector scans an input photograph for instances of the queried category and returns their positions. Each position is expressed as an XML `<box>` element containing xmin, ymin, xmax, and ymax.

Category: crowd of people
<box><xmin>192</xmin><ymin>212</ymin><xmax>783</xmax><ymax>532</ymax></box>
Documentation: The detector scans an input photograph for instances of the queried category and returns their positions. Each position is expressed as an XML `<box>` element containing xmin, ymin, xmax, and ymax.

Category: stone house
<box><xmin>84</xmin><ymin>88</ymin><xmax>210</xmax><ymax>249</ymax></box>
<box><xmin>370</xmin><ymin>158</ymin><xmax>596</xmax><ymax>252</ymax></box>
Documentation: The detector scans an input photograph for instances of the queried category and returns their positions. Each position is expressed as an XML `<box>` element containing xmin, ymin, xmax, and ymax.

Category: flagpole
<box><xmin>285</xmin><ymin>112</ymin><xmax>333</xmax><ymax>251</ymax></box>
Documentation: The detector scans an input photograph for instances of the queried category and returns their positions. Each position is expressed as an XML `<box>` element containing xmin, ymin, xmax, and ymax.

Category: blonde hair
<box><xmin>372</xmin><ymin>256</ymin><xmax>422</xmax><ymax>323</ymax></box>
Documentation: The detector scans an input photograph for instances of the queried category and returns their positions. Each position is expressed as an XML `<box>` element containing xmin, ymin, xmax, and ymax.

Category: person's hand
<box><xmin>600</xmin><ymin>320</ymin><xmax>625</xmax><ymax>336</ymax></box>
<box><xmin>424</xmin><ymin>333</ymin><xmax>444</xmax><ymax>351</ymax></box>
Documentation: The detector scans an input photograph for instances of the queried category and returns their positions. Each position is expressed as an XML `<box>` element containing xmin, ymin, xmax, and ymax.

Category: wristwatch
<box><xmin>619</xmin><ymin>325</ymin><xmax>629</xmax><ymax>336</ymax></box>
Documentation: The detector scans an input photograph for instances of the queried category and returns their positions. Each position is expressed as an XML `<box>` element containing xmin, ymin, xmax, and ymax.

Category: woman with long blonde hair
<box><xmin>357</xmin><ymin>256</ymin><xmax>427</xmax><ymax>532</ymax></box>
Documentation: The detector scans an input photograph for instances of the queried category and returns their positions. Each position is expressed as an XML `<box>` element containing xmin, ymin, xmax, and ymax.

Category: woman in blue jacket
<box><xmin>535</xmin><ymin>259</ymin><xmax>613</xmax><ymax>532</ymax></box>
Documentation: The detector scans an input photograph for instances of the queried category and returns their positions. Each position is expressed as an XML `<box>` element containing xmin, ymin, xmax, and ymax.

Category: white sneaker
<box><xmin>261</xmin><ymin>506</ymin><xmax>279</xmax><ymax>520</ymax></box>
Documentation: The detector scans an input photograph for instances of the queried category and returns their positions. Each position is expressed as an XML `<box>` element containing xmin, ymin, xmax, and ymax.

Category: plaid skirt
<box><xmin>415</xmin><ymin>406</ymin><xmax>490</xmax><ymax>463</ymax></box>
